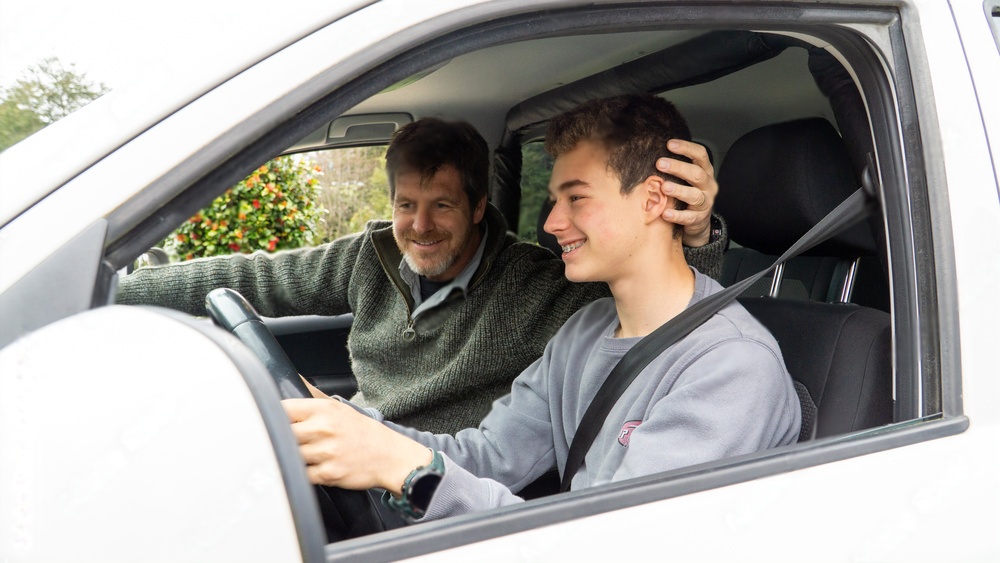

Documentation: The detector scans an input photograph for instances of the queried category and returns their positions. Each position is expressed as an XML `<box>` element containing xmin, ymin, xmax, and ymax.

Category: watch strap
<box><xmin>382</xmin><ymin>449</ymin><xmax>445</xmax><ymax>519</ymax></box>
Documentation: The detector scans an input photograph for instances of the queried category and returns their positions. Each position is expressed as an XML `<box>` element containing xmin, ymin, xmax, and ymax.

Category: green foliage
<box><xmin>346</xmin><ymin>166</ymin><xmax>392</xmax><ymax>235</ymax></box>
<box><xmin>518</xmin><ymin>143</ymin><xmax>555</xmax><ymax>243</ymax></box>
<box><xmin>163</xmin><ymin>157</ymin><xmax>325</xmax><ymax>260</ymax></box>
<box><xmin>0</xmin><ymin>57</ymin><xmax>108</xmax><ymax>152</ymax></box>
<box><xmin>0</xmin><ymin>99</ymin><xmax>44</xmax><ymax>151</ymax></box>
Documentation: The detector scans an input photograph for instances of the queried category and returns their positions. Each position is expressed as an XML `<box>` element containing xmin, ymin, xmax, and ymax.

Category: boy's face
<box><xmin>544</xmin><ymin>140</ymin><xmax>645</xmax><ymax>284</ymax></box>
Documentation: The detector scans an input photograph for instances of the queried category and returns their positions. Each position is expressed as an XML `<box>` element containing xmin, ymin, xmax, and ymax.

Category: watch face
<box><xmin>410</xmin><ymin>471</ymin><xmax>443</xmax><ymax>514</ymax></box>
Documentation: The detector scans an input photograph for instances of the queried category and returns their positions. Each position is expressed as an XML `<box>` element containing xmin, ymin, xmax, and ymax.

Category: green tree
<box><xmin>0</xmin><ymin>57</ymin><xmax>108</xmax><ymax>151</ymax></box>
<box><xmin>163</xmin><ymin>157</ymin><xmax>325</xmax><ymax>260</ymax></box>
<box><xmin>0</xmin><ymin>98</ymin><xmax>44</xmax><ymax>150</ymax></box>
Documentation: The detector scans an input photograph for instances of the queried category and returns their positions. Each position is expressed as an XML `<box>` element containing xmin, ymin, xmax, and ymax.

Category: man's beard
<box><xmin>399</xmin><ymin>223</ymin><xmax>475</xmax><ymax>279</ymax></box>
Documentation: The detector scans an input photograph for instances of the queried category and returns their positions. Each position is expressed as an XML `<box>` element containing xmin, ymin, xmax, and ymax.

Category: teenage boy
<box><xmin>118</xmin><ymin>117</ymin><xmax>726</xmax><ymax>434</ymax></box>
<box><xmin>282</xmin><ymin>93</ymin><xmax>800</xmax><ymax>520</ymax></box>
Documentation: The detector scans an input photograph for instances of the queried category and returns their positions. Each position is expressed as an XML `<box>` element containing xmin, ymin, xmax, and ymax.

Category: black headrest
<box><xmin>716</xmin><ymin>118</ymin><xmax>876</xmax><ymax>256</ymax></box>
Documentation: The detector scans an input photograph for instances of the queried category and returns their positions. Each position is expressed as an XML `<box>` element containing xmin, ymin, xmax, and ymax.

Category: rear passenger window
<box><xmin>518</xmin><ymin>142</ymin><xmax>554</xmax><ymax>244</ymax></box>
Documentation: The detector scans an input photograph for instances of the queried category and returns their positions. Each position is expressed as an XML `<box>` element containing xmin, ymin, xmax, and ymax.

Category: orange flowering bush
<box><xmin>164</xmin><ymin>157</ymin><xmax>324</xmax><ymax>260</ymax></box>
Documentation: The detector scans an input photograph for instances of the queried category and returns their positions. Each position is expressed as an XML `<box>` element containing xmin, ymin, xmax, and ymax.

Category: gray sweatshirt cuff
<box><xmin>418</xmin><ymin>454</ymin><xmax>523</xmax><ymax>521</ymax></box>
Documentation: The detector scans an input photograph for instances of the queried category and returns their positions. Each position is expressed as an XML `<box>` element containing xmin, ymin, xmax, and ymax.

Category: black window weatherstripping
<box><xmin>88</xmin><ymin>1</ymin><xmax>960</xmax><ymax>555</ymax></box>
<box><xmin>988</xmin><ymin>1</ymin><xmax>1000</xmax><ymax>55</ymax></box>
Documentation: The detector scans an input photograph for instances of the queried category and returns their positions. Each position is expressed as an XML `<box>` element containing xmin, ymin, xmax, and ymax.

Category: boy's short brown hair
<box><xmin>545</xmin><ymin>94</ymin><xmax>692</xmax><ymax>236</ymax></box>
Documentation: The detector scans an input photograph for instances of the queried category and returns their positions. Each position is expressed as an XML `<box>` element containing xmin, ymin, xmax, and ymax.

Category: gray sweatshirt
<box><xmin>366</xmin><ymin>270</ymin><xmax>801</xmax><ymax>520</ymax></box>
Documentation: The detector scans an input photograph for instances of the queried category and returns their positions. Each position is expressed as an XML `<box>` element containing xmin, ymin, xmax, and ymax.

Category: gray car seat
<box><xmin>717</xmin><ymin>118</ymin><xmax>893</xmax><ymax>439</ymax></box>
<box><xmin>716</xmin><ymin>117</ymin><xmax>889</xmax><ymax>311</ymax></box>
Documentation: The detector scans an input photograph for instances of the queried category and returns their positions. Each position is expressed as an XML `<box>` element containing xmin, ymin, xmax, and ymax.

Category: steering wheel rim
<box><xmin>205</xmin><ymin>288</ymin><xmax>386</xmax><ymax>542</ymax></box>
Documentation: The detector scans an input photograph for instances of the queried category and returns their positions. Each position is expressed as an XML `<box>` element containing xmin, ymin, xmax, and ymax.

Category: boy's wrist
<box><xmin>384</xmin><ymin>440</ymin><xmax>434</xmax><ymax>495</ymax></box>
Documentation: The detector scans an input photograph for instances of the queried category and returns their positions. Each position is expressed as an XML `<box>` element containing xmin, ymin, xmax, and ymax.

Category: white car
<box><xmin>1</xmin><ymin>1</ymin><xmax>998</xmax><ymax>562</ymax></box>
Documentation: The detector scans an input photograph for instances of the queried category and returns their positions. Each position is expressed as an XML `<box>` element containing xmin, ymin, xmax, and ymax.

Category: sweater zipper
<box><xmin>372</xmin><ymin>239</ymin><xmax>417</xmax><ymax>341</ymax></box>
<box><xmin>468</xmin><ymin>259</ymin><xmax>492</xmax><ymax>292</ymax></box>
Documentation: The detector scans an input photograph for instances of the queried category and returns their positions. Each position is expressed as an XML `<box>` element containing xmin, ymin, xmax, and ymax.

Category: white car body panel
<box><xmin>0</xmin><ymin>306</ymin><xmax>305</xmax><ymax>563</ymax></box>
<box><xmin>407</xmin><ymin>428</ymin><xmax>999</xmax><ymax>562</ymax></box>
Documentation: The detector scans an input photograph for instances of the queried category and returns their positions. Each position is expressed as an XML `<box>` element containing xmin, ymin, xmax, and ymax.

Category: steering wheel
<box><xmin>205</xmin><ymin>288</ymin><xmax>385</xmax><ymax>542</ymax></box>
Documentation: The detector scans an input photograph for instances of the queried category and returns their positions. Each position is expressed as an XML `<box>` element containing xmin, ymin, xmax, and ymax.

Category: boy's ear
<box><xmin>640</xmin><ymin>175</ymin><xmax>673</xmax><ymax>223</ymax></box>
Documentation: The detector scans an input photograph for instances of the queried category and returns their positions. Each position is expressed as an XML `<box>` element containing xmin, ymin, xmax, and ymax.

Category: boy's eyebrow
<box><xmin>548</xmin><ymin>179</ymin><xmax>590</xmax><ymax>196</ymax></box>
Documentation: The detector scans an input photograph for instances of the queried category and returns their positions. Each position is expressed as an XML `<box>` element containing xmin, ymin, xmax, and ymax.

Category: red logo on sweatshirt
<box><xmin>618</xmin><ymin>420</ymin><xmax>642</xmax><ymax>447</ymax></box>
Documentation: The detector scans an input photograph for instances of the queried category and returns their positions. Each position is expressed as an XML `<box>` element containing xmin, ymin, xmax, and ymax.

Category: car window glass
<box><xmin>159</xmin><ymin>146</ymin><xmax>389</xmax><ymax>262</ymax></box>
<box><xmin>518</xmin><ymin>142</ymin><xmax>554</xmax><ymax>244</ymax></box>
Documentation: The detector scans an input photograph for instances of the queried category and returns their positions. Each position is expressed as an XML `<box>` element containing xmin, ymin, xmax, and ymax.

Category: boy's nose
<box><xmin>543</xmin><ymin>201</ymin><xmax>567</xmax><ymax>235</ymax></box>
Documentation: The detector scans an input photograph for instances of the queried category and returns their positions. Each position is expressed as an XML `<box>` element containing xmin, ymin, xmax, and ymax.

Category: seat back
<box><xmin>716</xmin><ymin>118</ymin><xmax>888</xmax><ymax>310</ymax></box>
<box><xmin>717</xmin><ymin>118</ymin><xmax>893</xmax><ymax>438</ymax></box>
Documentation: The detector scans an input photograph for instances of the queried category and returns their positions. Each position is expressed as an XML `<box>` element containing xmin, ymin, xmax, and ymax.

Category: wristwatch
<box><xmin>383</xmin><ymin>449</ymin><xmax>445</xmax><ymax>519</ymax></box>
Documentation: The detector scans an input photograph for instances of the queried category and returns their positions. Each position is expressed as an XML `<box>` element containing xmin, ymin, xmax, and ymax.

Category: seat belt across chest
<box><xmin>559</xmin><ymin>182</ymin><xmax>878</xmax><ymax>493</ymax></box>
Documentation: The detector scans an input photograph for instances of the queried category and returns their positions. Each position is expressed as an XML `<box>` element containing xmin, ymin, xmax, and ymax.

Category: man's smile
<box><xmin>412</xmin><ymin>239</ymin><xmax>443</xmax><ymax>247</ymax></box>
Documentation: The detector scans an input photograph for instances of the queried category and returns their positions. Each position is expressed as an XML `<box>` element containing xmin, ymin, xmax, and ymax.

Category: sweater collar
<box><xmin>370</xmin><ymin>202</ymin><xmax>510</xmax><ymax>302</ymax></box>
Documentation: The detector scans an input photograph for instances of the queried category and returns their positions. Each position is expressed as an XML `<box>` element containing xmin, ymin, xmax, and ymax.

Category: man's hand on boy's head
<box><xmin>656</xmin><ymin>139</ymin><xmax>718</xmax><ymax>248</ymax></box>
<box><xmin>282</xmin><ymin>398</ymin><xmax>433</xmax><ymax>495</ymax></box>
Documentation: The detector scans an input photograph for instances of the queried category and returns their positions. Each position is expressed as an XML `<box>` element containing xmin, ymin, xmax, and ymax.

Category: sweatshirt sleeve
<box><xmin>613</xmin><ymin>337</ymin><xmax>800</xmax><ymax>482</ymax></box>
<box><xmin>115</xmin><ymin>230</ymin><xmax>368</xmax><ymax>317</ymax></box>
<box><xmin>382</xmin><ymin>347</ymin><xmax>562</xmax><ymax>520</ymax></box>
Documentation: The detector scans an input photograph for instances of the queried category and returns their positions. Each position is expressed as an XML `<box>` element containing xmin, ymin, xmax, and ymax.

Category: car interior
<box><xmin>267</xmin><ymin>28</ymin><xmax>897</xmax><ymax>441</ymax></box>
<box><xmin>104</xmin><ymin>5</ymin><xmax>942</xmax><ymax>555</ymax></box>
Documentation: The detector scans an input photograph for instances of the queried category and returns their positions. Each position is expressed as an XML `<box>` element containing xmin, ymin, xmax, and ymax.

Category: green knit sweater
<box><xmin>117</xmin><ymin>205</ymin><xmax>725</xmax><ymax>434</ymax></box>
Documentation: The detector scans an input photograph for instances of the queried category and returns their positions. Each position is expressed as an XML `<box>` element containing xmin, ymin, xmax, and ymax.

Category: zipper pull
<box><xmin>402</xmin><ymin>322</ymin><xmax>416</xmax><ymax>342</ymax></box>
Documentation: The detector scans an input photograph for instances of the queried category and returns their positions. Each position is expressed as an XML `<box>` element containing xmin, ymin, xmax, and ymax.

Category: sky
<box><xmin>0</xmin><ymin>0</ymin><xmax>282</xmax><ymax>91</ymax></box>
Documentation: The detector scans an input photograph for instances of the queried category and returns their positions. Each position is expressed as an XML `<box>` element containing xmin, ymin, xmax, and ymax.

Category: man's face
<box><xmin>392</xmin><ymin>164</ymin><xmax>486</xmax><ymax>282</ymax></box>
<box><xmin>544</xmin><ymin>140</ymin><xmax>644</xmax><ymax>285</ymax></box>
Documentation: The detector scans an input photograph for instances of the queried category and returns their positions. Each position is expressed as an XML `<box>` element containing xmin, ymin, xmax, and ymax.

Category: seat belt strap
<box><xmin>559</xmin><ymin>186</ymin><xmax>877</xmax><ymax>493</ymax></box>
